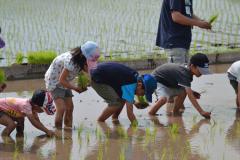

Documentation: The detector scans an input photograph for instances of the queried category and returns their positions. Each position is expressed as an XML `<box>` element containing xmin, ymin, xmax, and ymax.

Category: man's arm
<box><xmin>185</xmin><ymin>88</ymin><xmax>211</xmax><ymax>119</ymax></box>
<box><xmin>125</xmin><ymin>102</ymin><xmax>137</xmax><ymax>124</ymax></box>
<box><xmin>27</xmin><ymin>112</ymin><xmax>55</xmax><ymax>136</ymax></box>
<box><xmin>171</xmin><ymin>11</ymin><xmax>211</xmax><ymax>29</ymax></box>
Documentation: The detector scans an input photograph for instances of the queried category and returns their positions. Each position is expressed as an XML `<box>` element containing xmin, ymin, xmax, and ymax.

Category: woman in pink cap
<box><xmin>0</xmin><ymin>89</ymin><xmax>55</xmax><ymax>137</ymax></box>
<box><xmin>44</xmin><ymin>41</ymin><xmax>100</xmax><ymax>129</ymax></box>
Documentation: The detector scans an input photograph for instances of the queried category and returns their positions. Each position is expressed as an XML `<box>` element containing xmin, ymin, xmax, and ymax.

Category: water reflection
<box><xmin>84</xmin><ymin>116</ymin><xmax>210</xmax><ymax>160</ymax></box>
<box><xmin>0</xmin><ymin>134</ymin><xmax>52</xmax><ymax>159</ymax></box>
<box><xmin>53</xmin><ymin>129</ymin><xmax>73</xmax><ymax>160</ymax></box>
<box><xmin>148</xmin><ymin>116</ymin><xmax>209</xmax><ymax>160</ymax></box>
<box><xmin>226</xmin><ymin>110</ymin><xmax>240</xmax><ymax>151</ymax></box>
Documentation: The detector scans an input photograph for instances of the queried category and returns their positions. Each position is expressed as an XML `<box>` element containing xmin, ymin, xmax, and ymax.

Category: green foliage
<box><xmin>119</xmin><ymin>148</ymin><xmax>126</xmax><ymax>160</ymax></box>
<box><xmin>15</xmin><ymin>52</ymin><xmax>24</xmax><ymax>64</ymax></box>
<box><xmin>134</xmin><ymin>96</ymin><xmax>149</xmax><ymax>109</ymax></box>
<box><xmin>209</xmin><ymin>14</ymin><xmax>218</xmax><ymax>24</ymax></box>
<box><xmin>27</xmin><ymin>50</ymin><xmax>57</xmax><ymax>64</ymax></box>
<box><xmin>169</xmin><ymin>123</ymin><xmax>179</xmax><ymax>135</ymax></box>
<box><xmin>78</xmin><ymin>71</ymin><xmax>90</xmax><ymax>89</ymax></box>
<box><xmin>116</xmin><ymin>126</ymin><xmax>128</xmax><ymax>139</ymax></box>
<box><xmin>0</xmin><ymin>69</ymin><xmax>6</xmax><ymax>83</ymax></box>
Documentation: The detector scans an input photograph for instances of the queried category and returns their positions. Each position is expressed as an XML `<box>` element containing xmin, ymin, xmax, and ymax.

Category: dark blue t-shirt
<box><xmin>156</xmin><ymin>0</ymin><xmax>193</xmax><ymax>49</ymax></box>
<box><xmin>91</xmin><ymin>62</ymin><xmax>139</xmax><ymax>103</ymax></box>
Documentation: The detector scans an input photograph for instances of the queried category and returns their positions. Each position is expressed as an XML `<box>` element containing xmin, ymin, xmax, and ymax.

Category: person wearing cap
<box><xmin>0</xmin><ymin>89</ymin><xmax>55</xmax><ymax>137</ymax></box>
<box><xmin>44</xmin><ymin>41</ymin><xmax>100</xmax><ymax>129</ymax></box>
<box><xmin>90</xmin><ymin>62</ymin><xmax>157</xmax><ymax>124</ymax></box>
<box><xmin>149</xmin><ymin>53</ymin><xmax>211</xmax><ymax>119</ymax></box>
<box><xmin>227</xmin><ymin>61</ymin><xmax>240</xmax><ymax>110</ymax></box>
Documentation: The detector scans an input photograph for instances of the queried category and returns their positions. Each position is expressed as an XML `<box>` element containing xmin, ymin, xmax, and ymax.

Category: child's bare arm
<box><xmin>27</xmin><ymin>113</ymin><xmax>55</xmax><ymax>136</ymax></box>
<box><xmin>237</xmin><ymin>83</ymin><xmax>240</xmax><ymax>108</ymax></box>
<box><xmin>125</xmin><ymin>102</ymin><xmax>137</xmax><ymax>124</ymax></box>
<box><xmin>185</xmin><ymin>88</ymin><xmax>211</xmax><ymax>119</ymax></box>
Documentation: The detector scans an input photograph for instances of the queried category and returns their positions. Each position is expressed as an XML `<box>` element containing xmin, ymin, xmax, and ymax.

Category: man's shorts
<box><xmin>228</xmin><ymin>73</ymin><xmax>238</xmax><ymax>94</ymax></box>
<box><xmin>91</xmin><ymin>81</ymin><xmax>125</xmax><ymax>108</ymax></box>
<box><xmin>164</xmin><ymin>48</ymin><xmax>189</xmax><ymax>64</ymax></box>
<box><xmin>155</xmin><ymin>83</ymin><xmax>185</xmax><ymax>100</ymax></box>
<box><xmin>51</xmin><ymin>86</ymin><xmax>73</xmax><ymax>100</ymax></box>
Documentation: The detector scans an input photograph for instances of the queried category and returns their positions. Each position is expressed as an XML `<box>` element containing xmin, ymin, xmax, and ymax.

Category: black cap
<box><xmin>31</xmin><ymin>89</ymin><xmax>46</xmax><ymax>106</ymax></box>
<box><xmin>190</xmin><ymin>53</ymin><xmax>209</xmax><ymax>67</ymax></box>
<box><xmin>190</xmin><ymin>53</ymin><xmax>211</xmax><ymax>75</ymax></box>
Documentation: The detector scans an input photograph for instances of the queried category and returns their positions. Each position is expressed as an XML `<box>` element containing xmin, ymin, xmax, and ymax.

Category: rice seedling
<box><xmin>169</xmin><ymin>123</ymin><xmax>179</xmax><ymax>135</ymax></box>
<box><xmin>95</xmin><ymin>127</ymin><xmax>102</xmax><ymax>140</ymax></box>
<box><xmin>119</xmin><ymin>148</ymin><xmax>126</xmax><ymax>160</ymax></box>
<box><xmin>15</xmin><ymin>52</ymin><xmax>24</xmax><ymax>64</ymax></box>
<box><xmin>209</xmin><ymin>14</ymin><xmax>219</xmax><ymax>24</ymax></box>
<box><xmin>78</xmin><ymin>71</ymin><xmax>90</xmax><ymax>90</ymax></box>
<box><xmin>134</xmin><ymin>96</ymin><xmax>149</xmax><ymax>109</ymax></box>
<box><xmin>27</xmin><ymin>50</ymin><xmax>57</xmax><ymax>64</ymax></box>
<box><xmin>160</xmin><ymin>148</ymin><xmax>167</xmax><ymax>160</ymax></box>
<box><xmin>77</xmin><ymin>123</ymin><xmax>84</xmax><ymax>144</ymax></box>
<box><xmin>97</xmin><ymin>143</ymin><xmax>103</xmax><ymax>160</ymax></box>
<box><xmin>116</xmin><ymin>126</ymin><xmax>128</xmax><ymax>139</ymax></box>
<box><xmin>145</xmin><ymin>127</ymin><xmax>151</xmax><ymax>138</ymax></box>
<box><xmin>131</xmin><ymin>120</ymin><xmax>138</xmax><ymax>128</ymax></box>
<box><xmin>13</xmin><ymin>146</ymin><xmax>19</xmax><ymax>160</ymax></box>
<box><xmin>77</xmin><ymin>123</ymin><xmax>84</xmax><ymax>138</ymax></box>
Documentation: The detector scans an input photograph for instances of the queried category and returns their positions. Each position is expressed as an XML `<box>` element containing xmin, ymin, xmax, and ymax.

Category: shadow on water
<box><xmin>0</xmin><ymin>64</ymin><xmax>240</xmax><ymax>160</ymax></box>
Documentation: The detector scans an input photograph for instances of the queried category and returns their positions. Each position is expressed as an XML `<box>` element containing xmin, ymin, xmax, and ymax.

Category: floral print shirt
<box><xmin>44</xmin><ymin>52</ymin><xmax>81</xmax><ymax>91</ymax></box>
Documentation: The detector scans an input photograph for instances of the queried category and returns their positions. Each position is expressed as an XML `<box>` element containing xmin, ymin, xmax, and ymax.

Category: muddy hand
<box><xmin>197</xmin><ymin>20</ymin><xmax>212</xmax><ymax>30</ymax></box>
<box><xmin>46</xmin><ymin>130</ymin><xmax>55</xmax><ymax>137</ymax></box>
<box><xmin>201</xmin><ymin>111</ymin><xmax>211</xmax><ymax>119</ymax></box>
<box><xmin>74</xmin><ymin>86</ymin><xmax>87</xmax><ymax>94</ymax></box>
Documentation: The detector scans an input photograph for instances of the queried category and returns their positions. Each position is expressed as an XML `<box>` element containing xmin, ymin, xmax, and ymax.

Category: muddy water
<box><xmin>0</xmin><ymin>64</ymin><xmax>240</xmax><ymax>160</ymax></box>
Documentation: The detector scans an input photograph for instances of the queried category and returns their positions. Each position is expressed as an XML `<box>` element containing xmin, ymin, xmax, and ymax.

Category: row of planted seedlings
<box><xmin>14</xmin><ymin>50</ymin><xmax>57</xmax><ymax>65</ymax></box>
<box><xmin>0</xmin><ymin>0</ymin><xmax>161</xmax><ymax>58</ymax></box>
<box><xmin>2</xmin><ymin>0</ymin><xmax>240</xmax><ymax>59</ymax></box>
<box><xmin>70</xmin><ymin>117</ymin><xmax>202</xmax><ymax>160</ymax></box>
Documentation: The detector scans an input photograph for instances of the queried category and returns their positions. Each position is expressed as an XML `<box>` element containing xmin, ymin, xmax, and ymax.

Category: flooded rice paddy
<box><xmin>0</xmin><ymin>64</ymin><xmax>240</xmax><ymax>160</ymax></box>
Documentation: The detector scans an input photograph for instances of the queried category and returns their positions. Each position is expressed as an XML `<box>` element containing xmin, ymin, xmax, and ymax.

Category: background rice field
<box><xmin>0</xmin><ymin>0</ymin><xmax>240</xmax><ymax>65</ymax></box>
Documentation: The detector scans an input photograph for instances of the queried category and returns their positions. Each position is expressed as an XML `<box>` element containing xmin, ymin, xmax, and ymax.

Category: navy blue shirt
<box><xmin>91</xmin><ymin>62</ymin><xmax>139</xmax><ymax>103</ymax></box>
<box><xmin>156</xmin><ymin>0</ymin><xmax>193</xmax><ymax>49</ymax></box>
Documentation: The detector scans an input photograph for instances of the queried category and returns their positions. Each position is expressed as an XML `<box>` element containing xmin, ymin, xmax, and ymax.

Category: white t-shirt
<box><xmin>227</xmin><ymin>61</ymin><xmax>240</xmax><ymax>82</ymax></box>
<box><xmin>44</xmin><ymin>52</ymin><xmax>81</xmax><ymax>91</ymax></box>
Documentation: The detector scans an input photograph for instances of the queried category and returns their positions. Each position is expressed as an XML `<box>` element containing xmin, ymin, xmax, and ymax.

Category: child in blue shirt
<box><xmin>91</xmin><ymin>62</ymin><xmax>157</xmax><ymax>124</ymax></box>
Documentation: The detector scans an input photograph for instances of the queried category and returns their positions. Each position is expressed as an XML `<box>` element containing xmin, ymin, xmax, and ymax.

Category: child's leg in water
<box><xmin>148</xmin><ymin>97</ymin><xmax>168</xmax><ymax>115</ymax></box>
<box><xmin>173</xmin><ymin>91</ymin><xmax>187</xmax><ymax>114</ymax></box>
<box><xmin>0</xmin><ymin>113</ymin><xmax>16</xmax><ymax>136</ymax></box>
<box><xmin>98</xmin><ymin>106</ymin><xmax>120</xmax><ymax>122</ymax></box>
<box><xmin>64</xmin><ymin>97</ymin><xmax>74</xmax><ymax>129</ymax></box>
<box><xmin>14</xmin><ymin>117</ymin><xmax>25</xmax><ymax>137</ymax></box>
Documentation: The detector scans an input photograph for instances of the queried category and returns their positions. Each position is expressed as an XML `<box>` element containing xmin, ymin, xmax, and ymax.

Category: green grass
<box><xmin>27</xmin><ymin>50</ymin><xmax>57</xmax><ymax>64</ymax></box>
<box><xmin>15</xmin><ymin>52</ymin><xmax>24</xmax><ymax>64</ymax></box>
<box><xmin>0</xmin><ymin>69</ymin><xmax>6</xmax><ymax>83</ymax></box>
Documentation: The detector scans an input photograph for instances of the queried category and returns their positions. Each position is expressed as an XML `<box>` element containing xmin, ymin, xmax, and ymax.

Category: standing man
<box><xmin>156</xmin><ymin>0</ymin><xmax>212</xmax><ymax>64</ymax></box>
<box><xmin>0</xmin><ymin>27</ymin><xmax>5</xmax><ymax>49</ymax></box>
